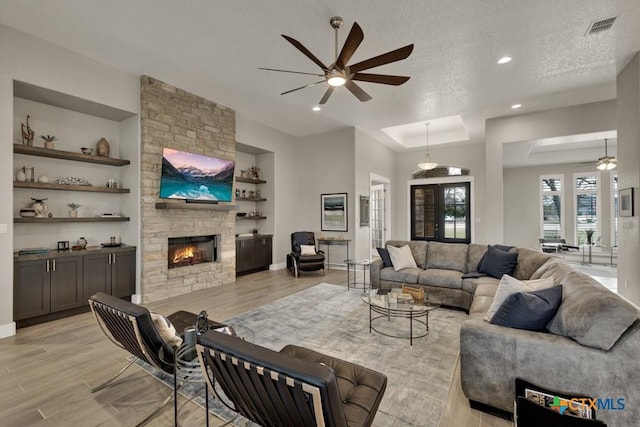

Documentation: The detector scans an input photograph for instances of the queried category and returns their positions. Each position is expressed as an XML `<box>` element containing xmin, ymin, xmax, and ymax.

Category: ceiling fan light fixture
<box><xmin>327</xmin><ymin>70</ymin><xmax>346</xmax><ymax>87</ymax></box>
<box><xmin>597</xmin><ymin>159</ymin><xmax>616</xmax><ymax>171</ymax></box>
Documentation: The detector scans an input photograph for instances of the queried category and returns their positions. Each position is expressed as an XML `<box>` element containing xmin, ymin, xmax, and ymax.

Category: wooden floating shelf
<box><xmin>14</xmin><ymin>181</ymin><xmax>130</xmax><ymax>193</ymax></box>
<box><xmin>14</xmin><ymin>216</ymin><xmax>130</xmax><ymax>223</ymax></box>
<box><xmin>155</xmin><ymin>202</ymin><xmax>238</xmax><ymax>211</ymax></box>
<box><xmin>14</xmin><ymin>144</ymin><xmax>130</xmax><ymax>166</ymax></box>
<box><xmin>236</xmin><ymin>197</ymin><xmax>267</xmax><ymax>202</ymax></box>
<box><xmin>235</xmin><ymin>176</ymin><xmax>266</xmax><ymax>184</ymax></box>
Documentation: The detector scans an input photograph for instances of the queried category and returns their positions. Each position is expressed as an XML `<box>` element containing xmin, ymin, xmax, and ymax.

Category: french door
<box><xmin>411</xmin><ymin>182</ymin><xmax>470</xmax><ymax>243</ymax></box>
<box><xmin>370</xmin><ymin>184</ymin><xmax>386</xmax><ymax>252</ymax></box>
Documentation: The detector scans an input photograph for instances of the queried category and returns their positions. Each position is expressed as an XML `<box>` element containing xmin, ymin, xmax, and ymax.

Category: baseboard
<box><xmin>131</xmin><ymin>294</ymin><xmax>142</xmax><ymax>304</ymax></box>
<box><xmin>0</xmin><ymin>321</ymin><xmax>16</xmax><ymax>338</ymax></box>
<box><xmin>270</xmin><ymin>262</ymin><xmax>286</xmax><ymax>270</ymax></box>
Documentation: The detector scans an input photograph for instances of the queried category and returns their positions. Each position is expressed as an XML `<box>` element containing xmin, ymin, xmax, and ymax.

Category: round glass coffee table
<box><xmin>361</xmin><ymin>289</ymin><xmax>441</xmax><ymax>345</ymax></box>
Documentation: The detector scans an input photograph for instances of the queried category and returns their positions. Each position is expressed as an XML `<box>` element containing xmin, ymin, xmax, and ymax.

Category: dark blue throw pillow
<box><xmin>478</xmin><ymin>245</ymin><xmax>518</xmax><ymax>279</ymax></box>
<box><xmin>376</xmin><ymin>247</ymin><xmax>392</xmax><ymax>268</ymax></box>
<box><xmin>490</xmin><ymin>286</ymin><xmax>563</xmax><ymax>331</ymax></box>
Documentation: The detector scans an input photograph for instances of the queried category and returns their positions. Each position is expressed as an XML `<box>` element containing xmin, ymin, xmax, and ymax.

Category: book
<box><xmin>524</xmin><ymin>388</ymin><xmax>592</xmax><ymax>419</ymax></box>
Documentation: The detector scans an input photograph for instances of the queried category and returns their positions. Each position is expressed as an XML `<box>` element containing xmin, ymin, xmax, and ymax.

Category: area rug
<box><xmin>139</xmin><ymin>283</ymin><xmax>468</xmax><ymax>426</ymax></box>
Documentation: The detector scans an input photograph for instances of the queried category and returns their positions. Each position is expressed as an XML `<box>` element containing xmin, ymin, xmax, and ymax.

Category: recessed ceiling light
<box><xmin>511</xmin><ymin>103</ymin><xmax>522</xmax><ymax>109</ymax></box>
<box><xmin>312</xmin><ymin>106</ymin><xmax>321</xmax><ymax>111</ymax></box>
<box><xmin>497</xmin><ymin>56</ymin><xmax>512</xmax><ymax>64</ymax></box>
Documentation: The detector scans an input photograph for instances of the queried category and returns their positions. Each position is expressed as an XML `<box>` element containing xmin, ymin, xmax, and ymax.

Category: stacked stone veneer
<box><xmin>140</xmin><ymin>76</ymin><xmax>236</xmax><ymax>303</ymax></box>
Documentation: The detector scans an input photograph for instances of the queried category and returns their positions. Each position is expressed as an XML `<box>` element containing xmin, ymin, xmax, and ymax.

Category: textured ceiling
<box><xmin>1</xmin><ymin>0</ymin><xmax>639</xmax><ymax>157</ymax></box>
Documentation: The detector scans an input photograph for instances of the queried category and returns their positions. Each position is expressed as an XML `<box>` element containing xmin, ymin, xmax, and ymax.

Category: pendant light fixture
<box><xmin>418</xmin><ymin>122</ymin><xmax>438</xmax><ymax>170</ymax></box>
<box><xmin>596</xmin><ymin>138</ymin><xmax>616</xmax><ymax>171</ymax></box>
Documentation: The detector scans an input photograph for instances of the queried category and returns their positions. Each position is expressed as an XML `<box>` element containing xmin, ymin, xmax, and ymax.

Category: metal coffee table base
<box><xmin>368</xmin><ymin>304</ymin><xmax>430</xmax><ymax>345</ymax></box>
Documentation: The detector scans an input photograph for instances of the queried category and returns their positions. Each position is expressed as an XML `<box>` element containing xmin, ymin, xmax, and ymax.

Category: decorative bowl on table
<box><xmin>81</xmin><ymin>147</ymin><xmax>93</xmax><ymax>155</ymax></box>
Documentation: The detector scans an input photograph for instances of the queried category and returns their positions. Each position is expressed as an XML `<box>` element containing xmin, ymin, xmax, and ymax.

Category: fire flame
<box><xmin>172</xmin><ymin>246</ymin><xmax>195</xmax><ymax>263</ymax></box>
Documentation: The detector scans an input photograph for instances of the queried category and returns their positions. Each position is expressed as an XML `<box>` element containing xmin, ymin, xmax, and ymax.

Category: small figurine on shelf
<box><xmin>249</xmin><ymin>166</ymin><xmax>261</xmax><ymax>180</ymax></box>
<box><xmin>21</xmin><ymin>115</ymin><xmax>35</xmax><ymax>146</ymax></box>
<box><xmin>67</xmin><ymin>202</ymin><xmax>81</xmax><ymax>218</ymax></box>
<box><xmin>96</xmin><ymin>137</ymin><xmax>110</xmax><ymax>157</ymax></box>
<box><xmin>77</xmin><ymin>237</ymin><xmax>88</xmax><ymax>250</ymax></box>
<box><xmin>40</xmin><ymin>134</ymin><xmax>57</xmax><ymax>149</ymax></box>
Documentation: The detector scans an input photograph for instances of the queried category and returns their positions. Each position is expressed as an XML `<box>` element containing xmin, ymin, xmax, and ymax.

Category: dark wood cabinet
<box><xmin>236</xmin><ymin>235</ymin><xmax>272</xmax><ymax>276</ymax></box>
<box><xmin>14</xmin><ymin>247</ymin><xmax>136</xmax><ymax>326</ymax></box>
<box><xmin>14</xmin><ymin>256</ymin><xmax>83</xmax><ymax>320</ymax></box>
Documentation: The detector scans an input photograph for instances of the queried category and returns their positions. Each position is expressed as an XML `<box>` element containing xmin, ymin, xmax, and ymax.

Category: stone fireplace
<box><xmin>168</xmin><ymin>235</ymin><xmax>218</xmax><ymax>269</ymax></box>
<box><xmin>140</xmin><ymin>76</ymin><xmax>236</xmax><ymax>303</ymax></box>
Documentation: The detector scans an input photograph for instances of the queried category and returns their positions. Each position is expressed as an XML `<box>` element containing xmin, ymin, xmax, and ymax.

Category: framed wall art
<box><xmin>321</xmin><ymin>193</ymin><xmax>348</xmax><ymax>231</ymax></box>
<box><xmin>619</xmin><ymin>187</ymin><xmax>634</xmax><ymax>217</ymax></box>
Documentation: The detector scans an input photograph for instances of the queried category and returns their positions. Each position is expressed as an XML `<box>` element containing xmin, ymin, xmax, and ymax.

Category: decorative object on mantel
<box><xmin>16</xmin><ymin>168</ymin><xmax>26</xmax><ymax>182</ymax></box>
<box><xmin>81</xmin><ymin>147</ymin><xmax>94</xmax><ymax>155</ymax></box>
<box><xmin>96</xmin><ymin>137</ymin><xmax>110</xmax><ymax>157</ymax></box>
<box><xmin>67</xmin><ymin>202</ymin><xmax>81</xmax><ymax>218</ymax></box>
<box><xmin>417</xmin><ymin>122</ymin><xmax>438</xmax><ymax>171</ymax></box>
<box><xmin>57</xmin><ymin>177</ymin><xmax>92</xmax><ymax>186</ymax></box>
<box><xmin>31</xmin><ymin>197</ymin><xmax>48</xmax><ymax>218</ymax></box>
<box><xmin>21</xmin><ymin>115</ymin><xmax>35</xmax><ymax>146</ymax></box>
<box><xmin>48</xmin><ymin>212</ymin><xmax>53</xmax><ymax>218</ymax></box>
<box><xmin>40</xmin><ymin>134</ymin><xmax>57</xmax><ymax>149</ymax></box>
<box><xmin>57</xmin><ymin>241</ymin><xmax>70</xmax><ymax>252</ymax></box>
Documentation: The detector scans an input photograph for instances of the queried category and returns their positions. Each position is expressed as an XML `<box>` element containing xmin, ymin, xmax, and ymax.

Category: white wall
<box><xmin>354</xmin><ymin>129</ymin><xmax>395</xmax><ymax>259</ymax></box>
<box><xmin>0</xmin><ymin>24</ymin><xmax>139</xmax><ymax>337</ymax></box>
<box><xmin>616</xmin><ymin>53</ymin><xmax>640</xmax><ymax>305</ymax></box>
<box><xmin>504</xmin><ymin>164</ymin><xmax>615</xmax><ymax>249</ymax></box>
<box><xmin>235</xmin><ymin>115</ymin><xmax>297</xmax><ymax>268</ymax></box>
<box><xmin>485</xmin><ymin>100</ymin><xmax>616</xmax><ymax>243</ymax></box>
<box><xmin>393</xmin><ymin>142</ymin><xmax>487</xmax><ymax>243</ymax></box>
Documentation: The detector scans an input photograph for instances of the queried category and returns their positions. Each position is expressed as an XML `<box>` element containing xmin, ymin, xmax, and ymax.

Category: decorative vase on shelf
<box><xmin>16</xmin><ymin>169</ymin><xmax>26</xmax><ymax>182</ymax></box>
<box><xmin>96</xmin><ymin>137</ymin><xmax>110</xmax><ymax>158</ymax></box>
<box><xmin>31</xmin><ymin>198</ymin><xmax>48</xmax><ymax>218</ymax></box>
<box><xmin>69</xmin><ymin>209</ymin><xmax>78</xmax><ymax>218</ymax></box>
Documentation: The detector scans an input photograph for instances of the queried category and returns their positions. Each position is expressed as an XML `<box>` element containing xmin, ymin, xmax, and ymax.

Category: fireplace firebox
<box><xmin>168</xmin><ymin>235</ymin><xmax>217</xmax><ymax>269</ymax></box>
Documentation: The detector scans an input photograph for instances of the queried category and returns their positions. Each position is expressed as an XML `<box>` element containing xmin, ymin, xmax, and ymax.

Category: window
<box><xmin>574</xmin><ymin>173</ymin><xmax>600</xmax><ymax>244</ymax></box>
<box><xmin>540</xmin><ymin>175</ymin><xmax>563</xmax><ymax>239</ymax></box>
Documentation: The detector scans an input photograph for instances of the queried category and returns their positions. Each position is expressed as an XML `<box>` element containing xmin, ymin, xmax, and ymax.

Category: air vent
<box><xmin>586</xmin><ymin>16</ymin><xmax>617</xmax><ymax>35</ymax></box>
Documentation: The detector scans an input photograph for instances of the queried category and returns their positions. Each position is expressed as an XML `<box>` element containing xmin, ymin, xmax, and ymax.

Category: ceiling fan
<box><xmin>259</xmin><ymin>16</ymin><xmax>414</xmax><ymax>104</ymax></box>
<box><xmin>579</xmin><ymin>139</ymin><xmax>617</xmax><ymax>170</ymax></box>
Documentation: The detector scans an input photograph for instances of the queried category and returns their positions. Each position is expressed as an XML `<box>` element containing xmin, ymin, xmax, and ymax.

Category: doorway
<box><xmin>370</xmin><ymin>174</ymin><xmax>390</xmax><ymax>258</ymax></box>
<box><xmin>410</xmin><ymin>182</ymin><xmax>471</xmax><ymax>243</ymax></box>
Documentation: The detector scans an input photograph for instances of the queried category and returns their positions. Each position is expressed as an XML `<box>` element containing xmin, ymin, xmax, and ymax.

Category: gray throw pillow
<box><xmin>478</xmin><ymin>245</ymin><xmax>518</xmax><ymax>279</ymax></box>
<box><xmin>490</xmin><ymin>286</ymin><xmax>563</xmax><ymax>330</ymax></box>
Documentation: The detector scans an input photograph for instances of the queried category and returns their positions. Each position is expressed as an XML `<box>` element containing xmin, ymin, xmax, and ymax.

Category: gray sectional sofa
<box><xmin>370</xmin><ymin>240</ymin><xmax>640</xmax><ymax>427</ymax></box>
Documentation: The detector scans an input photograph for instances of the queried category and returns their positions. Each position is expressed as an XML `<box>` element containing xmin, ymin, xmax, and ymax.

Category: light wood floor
<box><xmin>0</xmin><ymin>269</ymin><xmax>511</xmax><ymax>427</ymax></box>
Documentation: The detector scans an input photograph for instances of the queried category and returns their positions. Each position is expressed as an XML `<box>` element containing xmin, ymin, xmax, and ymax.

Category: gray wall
<box><xmin>616</xmin><ymin>53</ymin><xmax>640</xmax><ymax>305</ymax></box>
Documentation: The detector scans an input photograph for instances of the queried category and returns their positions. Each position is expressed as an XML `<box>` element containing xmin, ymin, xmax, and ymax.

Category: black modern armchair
<box><xmin>196</xmin><ymin>330</ymin><xmax>387</xmax><ymax>427</ymax></box>
<box><xmin>287</xmin><ymin>231</ymin><xmax>325</xmax><ymax>277</ymax></box>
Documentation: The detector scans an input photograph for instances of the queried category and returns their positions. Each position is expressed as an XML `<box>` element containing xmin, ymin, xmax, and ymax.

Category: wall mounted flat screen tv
<box><xmin>160</xmin><ymin>148</ymin><xmax>235</xmax><ymax>202</ymax></box>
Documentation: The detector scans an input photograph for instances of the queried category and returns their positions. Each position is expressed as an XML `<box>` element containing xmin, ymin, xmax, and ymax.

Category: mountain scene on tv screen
<box><xmin>160</xmin><ymin>150</ymin><xmax>234</xmax><ymax>201</ymax></box>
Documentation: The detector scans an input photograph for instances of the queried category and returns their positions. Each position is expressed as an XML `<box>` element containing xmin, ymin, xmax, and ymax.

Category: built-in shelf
<box><xmin>235</xmin><ymin>176</ymin><xmax>266</xmax><ymax>184</ymax></box>
<box><xmin>14</xmin><ymin>144</ymin><xmax>130</xmax><ymax>166</ymax></box>
<box><xmin>14</xmin><ymin>181</ymin><xmax>130</xmax><ymax>193</ymax></box>
<box><xmin>155</xmin><ymin>202</ymin><xmax>238</xmax><ymax>211</ymax></box>
<box><xmin>14</xmin><ymin>216</ymin><xmax>131</xmax><ymax>223</ymax></box>
<box><xmin>236</xmin><ymin>197</ymin><xmax>267</xmax><ymax>202</ymax></box>
<box><xmin>236</xmin><ymin>216</ymin><xmax>267</xmax><ymax>220</ymax></box>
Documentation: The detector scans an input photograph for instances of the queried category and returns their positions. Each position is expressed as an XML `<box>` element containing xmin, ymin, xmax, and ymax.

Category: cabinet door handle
<box><xmin>112</xmin><ymin>254</ymin><xmax>116</xmax><ymax>264</ymax></box>
<box><xmin>46</xmin><ymin>260</ymin><xmax>50</xmax><ymax>272</ymax></box>
<box><xmin>52</xmin><ymin>259</ymin><xmax>56</xmax><ymax>272</ymax></box>
<box><xmin>108</xmin><ymin>254</ymin><xmax>112</xmax><ymax>264</ymax></box>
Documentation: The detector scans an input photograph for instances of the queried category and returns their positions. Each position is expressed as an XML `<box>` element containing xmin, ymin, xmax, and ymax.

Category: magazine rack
<box><xmin>514</xmin><ymin>379</ymin><xmax>607</xmax><ymax>427</ymax></box>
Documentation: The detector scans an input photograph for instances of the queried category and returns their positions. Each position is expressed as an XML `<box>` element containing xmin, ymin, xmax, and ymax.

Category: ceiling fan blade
<box><xmin>344</xmin><ymin>80</ymin><xmax>372</xmax><ymax>102</ymax></box>
<box><xmin>319</xmin><ymin>87</ymin><xmax>335</xmax><ymax>104</ymax></box>
<box><xmin>352</xmin><ymin>73</ymin><xmax>410</xmax><ymax>85</ymax></box>
<box><xmin>348</xmin><ymin>44</ymin><xmax>415</xmax><ymax>73</ymax></box>
<box><xmin>281</xmin><ymin>80</ymin><xmax>326</xmax><ymax>96</ymax></box>
<box><xmin>335</xmin><ymin>22</ymin><xmax>364</xmax><ymax>70</ymax></box>
<box><xmin>259</xmin><ymin>67</ymin><xmax>324</xmax><ymax>77</ymax></box>
<box><xmin>282</xmin><ymin>35</ymin><xmax>329</xmax><ymax>71</ymax></box>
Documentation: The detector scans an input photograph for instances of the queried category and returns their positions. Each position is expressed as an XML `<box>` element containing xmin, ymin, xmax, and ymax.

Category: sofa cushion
<box><xmin>466</xmin><ymin>243</ymin><xmax>488</xmax><ymax>274</ymax></box>
<box><xmin>529</xmin><ymin>258</ymin><xmax>574</xmax><ymax>283</ymax></box>
<box><xmin>478</xmin><ymin>245</ymin><xmax>518</xmax><ymax>279</ymax></box>
<box><xmin>462</xmin><ymin>276</ymin><xmax>500</xmax><ymax>294</ymax></box>
<box><xmin>485</xmin><ymin>275</ymin><xmax>555</xmax><ymax>321</ymax></box>
<box><xmin>380</xmin><ymin>267</ymin><xmax>420</xmax><ymax>284</ymax></box>
<box><xmin>547</xmin><ymin>271</ymin><xmax>639</xmax><ymax>350</ymax></box>
<box><xmin>490</xmin><ymin>286</ymin><xmax>563</xmax><ymax>331</ymax></box>
<box><xmin>469</xmin><ymin>295</ymin><xmax>495</xmax><ymax>319</ymax></box>
<box><xmin>426</xmin><ymin>241</ymin><xmax>469</xmax><ymax>273</ymax></box>
<box><xmin>386</xmin><ymin>244</ymin><xmax>418</xmax><ymax>271</ymax></box>
<box><xmin>386</xmin><ymin>240</ymin><xmax>428</xmax><ymax>269</ymax></box>
<box><xmin>376</xmin><ymin>247</ymin><xmax>392</xmax><ymax>267</ymax></box>
<box><xmin>418</xmin><ymin>269</ymin><xmax>463</xmax><ymax>290</ymax></box>
<box><xmin>513</xmin><ymin>248</ymin><xmax>553</xmax><ymax>280</ymax></box>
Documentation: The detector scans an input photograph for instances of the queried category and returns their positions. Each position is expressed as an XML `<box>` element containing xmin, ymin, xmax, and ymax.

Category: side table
<box><xmin>317</xmin><ymin>238</ymin><xmax>351</xmax><ymax>268</ymax></box>
<box><xmin>344</xmin><ymin>259</ymin><xmax>371</xmax><ymax>292</ymax></box>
